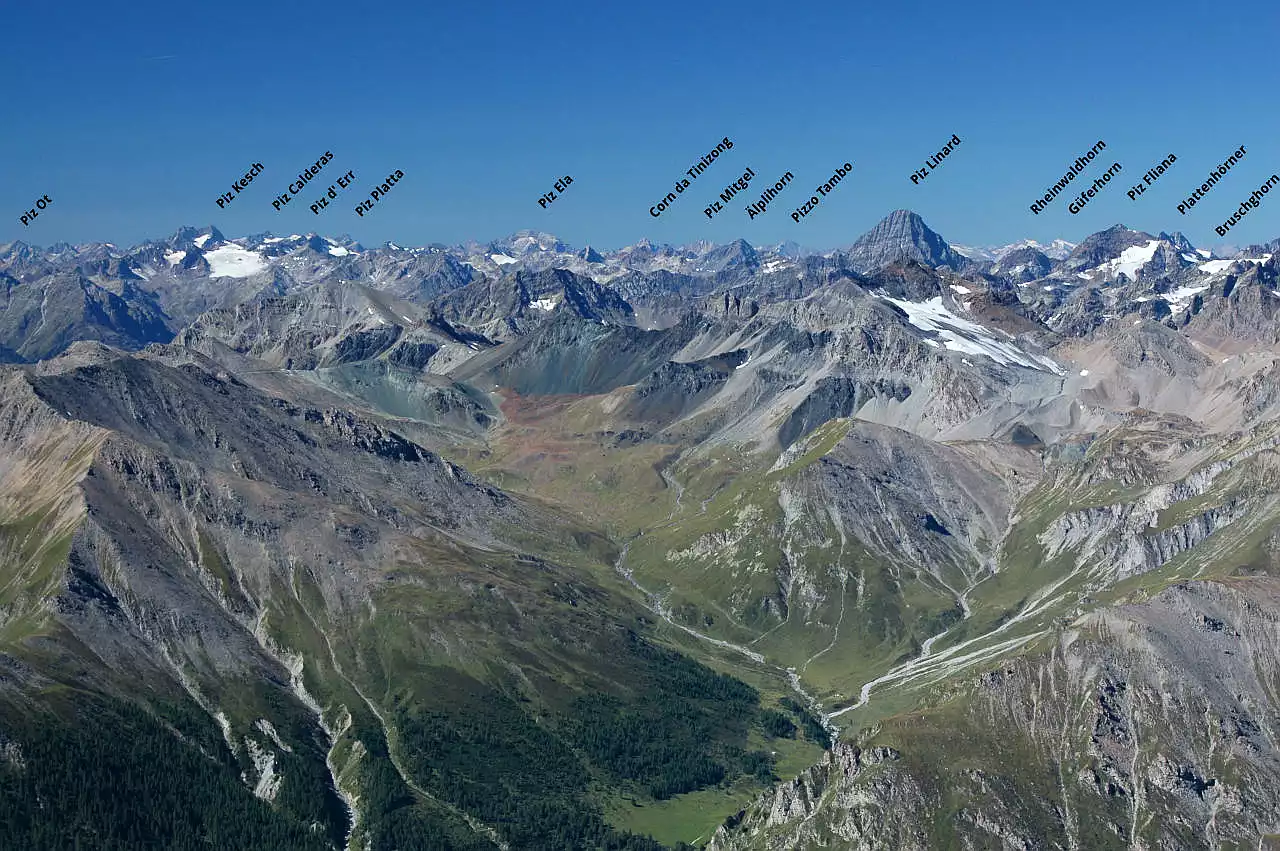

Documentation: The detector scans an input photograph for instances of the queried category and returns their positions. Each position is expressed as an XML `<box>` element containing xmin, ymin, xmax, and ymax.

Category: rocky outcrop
<box><xmin>841</xmin><ymin>210</ymin><xmax>971</xmax><ymax>274</ymax></box>
<box><xmin>714</xmin><ymin>579</ymin><xmax>1280</xmax><ymax>850</ymax></box>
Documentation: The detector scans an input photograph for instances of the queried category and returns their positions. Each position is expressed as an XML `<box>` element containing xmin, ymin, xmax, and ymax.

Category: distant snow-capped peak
<box><xmin>951</xmin><ymin>239</ymin><xmax>1076</xmax><ymax>262</ymax></box>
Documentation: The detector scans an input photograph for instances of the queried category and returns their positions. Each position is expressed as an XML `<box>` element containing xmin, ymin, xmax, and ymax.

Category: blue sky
<box><xmin>3</xmin><ymin>0</ymin><xmax>1277</xmax><ymax>251</ymax></box>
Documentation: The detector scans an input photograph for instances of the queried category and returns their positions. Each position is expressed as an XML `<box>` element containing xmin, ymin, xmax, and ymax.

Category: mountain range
<box><xmin>2</xmin><ymin>209</ymin><xmax>1280</xmax><ymax>850</ymax></box>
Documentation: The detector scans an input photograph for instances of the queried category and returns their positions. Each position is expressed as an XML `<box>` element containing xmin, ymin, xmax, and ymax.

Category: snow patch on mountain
<box><xmin>204</xmin><ymin>244</ymin><xmax>266</xmax><ymax>278</ymax></box>
<box><xmin>1163</xmin><ymin>284</ymin><xmax>1209</xmax><ymax>310</ymax></box>
<box><xmin>490</xmin><ymin>253</ymin><xmax>519</xmax><ymax>265</ymax></box>
<box><xmin>1198</xmin><ymin>255</ymin><xmax>1272</xmax><ymax>275</ymax></box>
<box><xmin>951</xmin><ymin>239</ymin><xmax>1076</xmax><ymax>262</ymax></box>
<box><xmin>885</xmin><ymin>296</ymin><xmax>1063</xmax><ymax>374</ymax></box>
<box><xmin>1090</xmin><ymin>239</ymin><xmax>1160</xmax><ymax>280</ymax></box>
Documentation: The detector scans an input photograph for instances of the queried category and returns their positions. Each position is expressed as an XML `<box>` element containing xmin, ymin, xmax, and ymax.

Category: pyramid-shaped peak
<box><xmin>845</xmin><ymin>210</ymin><xmax>967</xmax><ymax>274</ymax></box>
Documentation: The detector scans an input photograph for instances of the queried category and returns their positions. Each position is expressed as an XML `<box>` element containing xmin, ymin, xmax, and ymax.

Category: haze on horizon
<box><xmin>2</xmin><ymin>0</ymin><xmax>1277</xmax><ymax>251</ymax></box>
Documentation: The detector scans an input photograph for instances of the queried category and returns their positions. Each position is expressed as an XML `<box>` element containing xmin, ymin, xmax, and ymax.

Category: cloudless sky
<box><xmin>3</xmin><ymin>0</ymin><xmax>1278</xmax><ymax>252</ymax></box>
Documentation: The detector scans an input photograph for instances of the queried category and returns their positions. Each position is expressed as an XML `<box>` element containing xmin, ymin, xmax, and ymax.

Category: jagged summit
<box><xmin>5</xmin><ymin>209</ymin><xmax>1280</xmax><ymax>850</ymax></box>
<box><xmin>167</xmin><ymin>224</ymin><xmax>224</xmax><ymax>246</ymax></box>
<box><xmin>842</xmin><ymin>209</ymin><xmax>969</xmax><ymax>273</ymax></box>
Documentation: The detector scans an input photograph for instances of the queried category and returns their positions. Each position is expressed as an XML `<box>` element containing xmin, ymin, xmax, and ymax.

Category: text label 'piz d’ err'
<box><xmin>310</xmin><ymin>170</ymin><xmax>356</xmax><ymax>215</ymax></box>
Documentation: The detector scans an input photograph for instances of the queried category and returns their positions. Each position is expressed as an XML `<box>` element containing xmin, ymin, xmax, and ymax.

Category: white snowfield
<box><xmin>1197</xmin><ymin>255</ymin><xmax>1272</xmax><ymax>275</ymax></box>
<box><xmin>192</xmin><ymin>233</ymin><xmax>212</xmax><ymax>248</ymax></box>
<box><xmin>1162</xmin><ymin>283</ymin><xmax>1209</xmax><ymax>310</ymax></box>
<box><xmin>885</xmin><ymin>295</ymin><xmax>1064</xmax><ymax>374</ymax></box>
<box><xmin>204</xmin><ymin>244</ymin><xmax>267</xmax><ymax>278</ymax></box>
<box><xmin>164</xmin><ymin>250</ymin><xmax>186</xmax><ymax>265</ymax></box>
<box><xmin>530</xmin><ymin>295</ymin><xmax>561</xmax><ymax>311</ymax></box>
<box><xmin>489</xmin><ymin>253</ymin><xmax>519</xmax><ymax>265</ymax></box>
<box><xmin>328</xmin><ymin>246</ymin><xmax>350</xmax><ymax>257</ymax></box>
<box><xmin>1095</xmin><ymin>239</ymin><xmax>1160</xmax><ymax>280</ymax></box>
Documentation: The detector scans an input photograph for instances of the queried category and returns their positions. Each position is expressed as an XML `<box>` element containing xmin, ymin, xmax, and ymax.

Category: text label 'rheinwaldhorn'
<box><xmin>1030</xmin><ymin>141</ymin><xmax>1108</xmax><ymax>215</ymax></box>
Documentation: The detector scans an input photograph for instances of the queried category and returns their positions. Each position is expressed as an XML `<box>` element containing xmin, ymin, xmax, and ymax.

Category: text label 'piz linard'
<box><xmin>650</xmin><ymin>137</ymin><xmax>733</xmax><ymax>218</ymax></box>
<box><xmin>355</xmin><ymin>170</ymin><xmax>404</xmax><ymax>217</ymax></box>
<box><xmin>216</xmin><ymin>163</ymin><xmax>264</xmax><ymax>209</ymax></box>
<box><xmin>910</xmin><ymin>134</ymin><xmax>961</xmax><ymax>184</ymax></box>
<box><xmin>272</xmin><ymin>152</ymin><xmax>334</xmax><ymax>211</ymax></box>
<box><xmin>539</xmin><ymin>175</ymin><xmax>573</xmax><ymax>208</ymax></box>
<box><xmin>19</xmin><ymin>194</ymin><xmax>52</xmax><ymax>227</ymax></box>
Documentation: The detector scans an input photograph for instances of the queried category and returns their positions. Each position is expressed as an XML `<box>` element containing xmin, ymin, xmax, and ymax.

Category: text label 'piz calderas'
<box><xmin>272</xmin><ymin>152</ymin><xmax>334</xmax><ymax>211</ymax></box>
